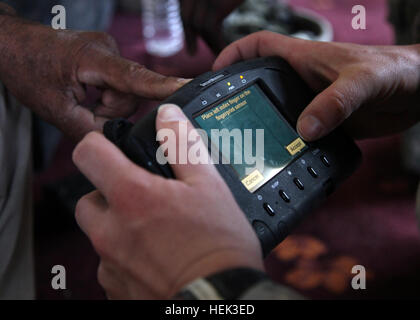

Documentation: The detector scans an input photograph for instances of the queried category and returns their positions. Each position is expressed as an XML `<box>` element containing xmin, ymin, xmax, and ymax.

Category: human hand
<box><xmin>214</xmin><ymin>31</ymin><xmax>420</xmax><ymax>141</ymax></box>
<box><xmin>0</xmin><ymin>14</ymin><xmax>187</xmax><ymax>141</ymax></box>
<box><xmin>73</xmin><ymin>104</ymin><xmax>263</xmax><ymax>299</ymax></box>
<box><xmin>180</xmin><ymin>0</ymin><xmax>244</xmax><ymax>54</ymax></box>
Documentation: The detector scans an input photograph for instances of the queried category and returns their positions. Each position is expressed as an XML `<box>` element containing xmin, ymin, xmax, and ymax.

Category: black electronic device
<box><xmin>104</xmin><ymin>57</ymin><xmax>362</xmax><ymax>256</ymax></box>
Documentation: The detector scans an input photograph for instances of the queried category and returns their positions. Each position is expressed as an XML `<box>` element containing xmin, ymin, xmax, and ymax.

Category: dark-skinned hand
<box><xmin>0</xmin><ymin>5</ymin><xmax>187</xmax><ymax>141</ymax></box>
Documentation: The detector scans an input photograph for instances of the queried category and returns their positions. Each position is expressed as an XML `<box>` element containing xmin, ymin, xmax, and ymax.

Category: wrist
<box><xmin>175</xmin><ymin>268</ymin><xmax>269</xmax><ymax>300</ymax></box>
<box><xmin>169</xmin><ymin>247</ymin><xmax>264</xmax><ymax>298</ymax></box>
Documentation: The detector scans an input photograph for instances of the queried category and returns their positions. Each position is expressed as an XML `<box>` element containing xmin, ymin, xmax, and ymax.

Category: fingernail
<box><xmin>158</xmin><ymin>104</ymin><xmax>186</xmax><ymax>122</ymax></box>
<box><xmin>298</xmin><ymin>115</ymin><xmax>326</xmax><ymax>141</ymax></box>
<box><xmin>177</xmin><ymin>78</ymin><xmax>193</xmax><ymax>85</ymax></box>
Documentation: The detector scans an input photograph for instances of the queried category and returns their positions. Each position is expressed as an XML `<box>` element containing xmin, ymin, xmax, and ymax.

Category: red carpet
<box><xmin>34</xmin><ymin>0</ymin><xmax>420</xmax><ymax>299</ymax></box>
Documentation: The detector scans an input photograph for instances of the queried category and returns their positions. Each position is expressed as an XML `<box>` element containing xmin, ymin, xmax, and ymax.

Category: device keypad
<box><xmin>279</xmin><ymin>190</ymin><xmax>291</xmax><ymax>203</ymax></box>
<box><xmin>293</xmin><ymin>178</ymin><xmax>305</xmax><ymax>190</ymax></box>
<box><xmin>263</xmin><ymin>203</ymin><xmax>276</xmax><ymax>216</ymax></box>
<box><xmin>321</xmin><ymin>155</ymin><xmax>331</xmax><ymax>167</ymax></box>
<box><xmin>261</xmin><ymin>152</ymin><xmax>332</xmax><ymax>216</ymax></box>
<box><xmin>307</xmin><ymin>166</ymin><xmax>318</xmax><ymax>178</ymax></box>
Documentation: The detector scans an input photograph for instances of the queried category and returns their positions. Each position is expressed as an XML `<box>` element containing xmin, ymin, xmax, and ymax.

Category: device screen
<box><xmin>194</xmin><ymin>84</ymin><xmax>307</xmax><ymax>193</ymax></box>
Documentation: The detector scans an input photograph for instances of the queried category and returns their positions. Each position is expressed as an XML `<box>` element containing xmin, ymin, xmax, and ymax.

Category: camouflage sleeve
<box><xmin>175</xmin><ymin>268</ymin><xmax>304</xmax><ymax>300</ymax></box>
<box><xmin>239</xmin><ymin>281</ymin><xmax>304</xmax><ymax>300</ymax></box>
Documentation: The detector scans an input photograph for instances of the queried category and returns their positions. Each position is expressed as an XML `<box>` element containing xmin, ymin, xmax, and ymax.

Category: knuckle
<box><xmin>358</xmin><ymin>64</ymin><xmax>377</xmax><ymax>80</ymax></box>
<box><xmin>90</xmin><ymin>227</ymin><xmax>109</xmax><ymax>257</ymax></box>
<box><xmin>97</xmin><ymin>264</ymin><xmax>108</xmax><ymax>288</ymax></box>
<box><xmin>72</xmin><ymin>132</ymin><xmax>99</xmax><ymax>165</ymax></box>
<box><xmin>74</xmin><ymin>196</ymin><xmax>88</xmax><ymax>223</ymax></box>
<box><xmin>256</xmin><ymin>30</ymin><xmax>273</xmax><ymax>38</ymax></box>
<box><xmin>72</xmin><ymin>142</ymin><xmax>85</xmax><ymax>165</ymax></box>
<box><xmin>76</xmin><ymin>32</ymin><xmax>119</xmax><ymax>57</ymax></box>
<box><xmin>74</xmin><ymin>192</ymin><xmax>100</xmax><ymax>223</ymax></box>
<box><xmin>253</xmin><ymin>31</ymin><xmax>275</xmax><ymax>47</ymax></box>
<box><xmin>258</xmin><ymin>32</ymin><xmax>272</xmax><ymax>45</ymax></box>
<box><xmin>95</xmin><ymin>32</ymin><xmax>118</xmax><ymax>51</ymax></box>
<box><xmin>108</xmin><ymin>171</ymin><xmax>151</xmax><ymax>209</ymax></box>
<box><xmin>103</xmin><ymin>33</ymin><xmax>118</xmax><ymax>47</ymax></box>
<box><xmin>329</xmin><ymin>88</ymin><xmax>352</xmax><ymax>120</ymax></box>
<box><xmin>124</xmin><ymin>63</ymin><xmax>156</xmax><ymax>89</ymax></box>
<box><xmin>72</xmin><ymin>145</ymin><xmax>83</xmax><ymax>166</ymax></box>
<box><xmin>127</xmin><ymin>63</ymin><xmax>146</xmax><ymax>78</ymax></box>
<box><xmin>107</xmin><ymin>184</ymin><xmax>126</xmax><ymax>208</ymax></box>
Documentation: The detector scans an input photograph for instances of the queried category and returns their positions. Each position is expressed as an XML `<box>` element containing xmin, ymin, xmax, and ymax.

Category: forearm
<box><xmin>0</xmin><ymin>3</ymin><xmax>21</xmax><ymax>79</ymax></box>
<box><xmin>0</xmin><ymin>5</ymin><xmax>44</xmax><ymax>85</ymax></box>
<box><xmin>0</xmin><ymin>6</ymin><xmax>66</xmax><ymax>111</ymax></box>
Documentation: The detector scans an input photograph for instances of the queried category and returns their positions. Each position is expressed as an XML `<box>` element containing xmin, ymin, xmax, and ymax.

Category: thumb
<box><xmin>297</xmin><ymin>75</ymin><xmax>370</xmax><ymax>141</ymax></box>
<box><xmin>155</xmin><ymin>104</ymin><xmax>220</xmax><ymax>184</ymax></box>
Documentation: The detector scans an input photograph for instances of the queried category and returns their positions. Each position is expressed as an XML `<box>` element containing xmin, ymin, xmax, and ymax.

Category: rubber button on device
<box><xmin>294</xmin><ymin>178</ymin><xmax>305</xmax><ymax>190</ymax></box>
<box><xmin>307</xmin><ymin>167</ymin><xmax>318</xmax><ymax>178</ymax></box>
<box><xmin>263</xmin><ymin>203</ymin><xmax>276</xmax><ymax>216</ymax></box>
<box><xmin>321</xmin><ymin>155</ymin><xmax>331</xmax><ymax>167</ymax></box>
<box><xmin>279</xmin><ymin>190</ymin><xmax>291</xmax><ymax>203</ymax></box>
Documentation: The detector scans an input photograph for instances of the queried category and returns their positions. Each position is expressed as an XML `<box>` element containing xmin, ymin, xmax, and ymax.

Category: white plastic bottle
<box><xmin>141</xmin><ymin>0</ymin><xmax>185</xmax><ymax>57</ymax></box>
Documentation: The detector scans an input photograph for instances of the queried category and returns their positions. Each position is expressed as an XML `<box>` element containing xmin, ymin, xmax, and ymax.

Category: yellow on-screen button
<box><xmin>241</xmin><ymin>169</ymin><xmax>265</xmax><ymax>192</ymax></box>
<box><xmin>286</xmin><ymin>137</ymin><xmax>306</xmax><ymax>156</ymax></box>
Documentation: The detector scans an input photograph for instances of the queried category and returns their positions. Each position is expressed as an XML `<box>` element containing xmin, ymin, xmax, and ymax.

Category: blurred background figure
<box><xmin>388</xmin><ymin>0</ymin><xmax>420</xmax><ymax>216</ymax></box>
<box><xmin>223</xmin><ymin>0</ymin><xmax>333</xmax><ymax>43</ymax></box>
<box><xmin>389</xmin><ymin>0</ymin><xmax>420</xmax><ymax>45</ymax></box>
<box><xmin>388</xmin><ymin>0</ymin><xmax>420</xmax><ymax>169</ymax></box>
